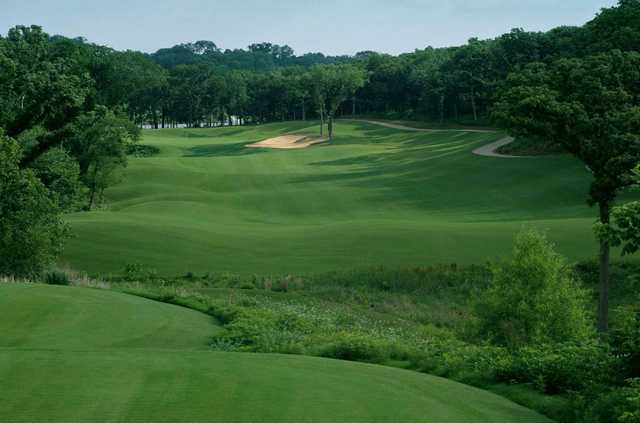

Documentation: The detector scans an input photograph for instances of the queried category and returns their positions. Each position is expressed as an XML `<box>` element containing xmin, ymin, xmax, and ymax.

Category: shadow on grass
<box><xmin>287</xmin><ymin>128</ymin><xmax>587</xmax><ymax>219</ymax></box>
<box><xmin>184</xmin><ymin>141</ymin><xmax>267</xmax><ymax>157</ymax></box>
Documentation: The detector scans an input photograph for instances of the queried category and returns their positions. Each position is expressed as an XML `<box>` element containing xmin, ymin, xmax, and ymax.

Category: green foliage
<box><xmin>123</xmin><ymin>263</ymin><xmax>157</xmax><ymax>282</ymax></box>
<box><xmin>310</xmin><ymin>64</ymin><xmax>366</xmax><ymax>137</ymax></box>
<box><xmin>0</xmin><ymin>25</ymin><xmax>92</xmax><ymax>140</ymax></box>
<box><xmin>598</xmin><ymin>167</ymin><xmax>640</xmax><ymax>257</ymax></box>
<box><xmin>620</xmin><ymin>378</ymin><xmax>640</xmax><ymax>423</ymax></box>
<box><xmin>475</xmin><ymin>230</ymin><xmax>592</xmax><ymax>348</ymax></box>
<box><xmin>125</xmin><ymin>144</ymin><xmax>160</xmax><ymax>157</ymax></box>
<box><xmin>0</xmin><ymin>134</ymin><xmax>68</xmax><ymax>277</ymax></box>
<box><xmin>45</xmin><ymin>270</ymin><xmax>70</xmax><ymax>286</ymax></box>
<box><xmin>318</xmin><ymin>332</ymin><xmax>401</xmax><ymax>362</ymax></box>
<box><xmin>610</xmin><ymin>307</ymin><xmax>640</xmax><ymax>378</ymax></box>
<box><xmin>31</xmin><ymin>147</ymin><xmax>84</xmax><ymax>211</ymax></box>
<box><xmin>494</xmin><ymin>51</ymin><xmax>640</xmax><ymax>209</ymax></box>
<box><xmin>496</xmin><ymin>136</ymin><xmax>564</xmax><ymax>156</ymax></box>
<box><xmin>65</xmin><ymin>106</ymin><xmax>139</xmax><ymax>209</ymax></box>
<box><xmin>496</xmin><ymin>343</ymin><xmax>618</xmax><ymax>394</ymax></box>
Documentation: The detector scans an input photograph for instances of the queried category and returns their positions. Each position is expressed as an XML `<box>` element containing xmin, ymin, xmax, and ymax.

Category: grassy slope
<box><xmin>62</xmin><ymin>120</ymin><xmax>602</xmax><ymax>275</ymax></box>
<box><xmin>0</xmin><ymin>284</ymin><xmax>221</xmax><ymax>350</ymax></box>
<box><xmin>0</xmin><ymin>284</ymin><xmax>550</xmax><ymax>423</ymax></box>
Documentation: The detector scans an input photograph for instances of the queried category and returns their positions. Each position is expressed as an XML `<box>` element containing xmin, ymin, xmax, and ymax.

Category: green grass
<box><xmin>0</xmin><ymin>283</ymin><xmax>550</xmax><ymax>422</ymax></box>
<box><xmin>0</xmin><ymin>284</ymin><xmax>221</xmax><ymax>350</ymax></box>
<box><xmin>61</xmin><ymin>120</ymin><xmax>608</xmax><ymax>276</ymax></box>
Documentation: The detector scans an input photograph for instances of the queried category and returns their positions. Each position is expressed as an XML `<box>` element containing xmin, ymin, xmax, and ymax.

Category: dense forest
<box><xmin>3</xmin><ymin>0</ymin><xmax>639</xmax><ymax>134</ymax></box>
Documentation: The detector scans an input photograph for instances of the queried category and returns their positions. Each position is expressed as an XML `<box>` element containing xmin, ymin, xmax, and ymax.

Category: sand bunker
<box><xmin>247</xmin><ymin>135</ymin><xmax>327</xmax><ymax>149</ymax></box>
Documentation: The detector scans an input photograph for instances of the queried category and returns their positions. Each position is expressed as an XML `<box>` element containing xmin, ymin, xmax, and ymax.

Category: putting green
<box><xmin>61</xmin><ymin>121</ymin><xmax>605</xmax><ymax>276</ymax></box>
<box><xmin>0</xmin><ymin>284</ymin><xmax>550</xmax><ymax>422</ymax></box>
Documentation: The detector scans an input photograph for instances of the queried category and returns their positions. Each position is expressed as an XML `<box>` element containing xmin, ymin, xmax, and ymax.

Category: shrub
<box><xmin>619</xmin><ymin>379</ymin><xmax>640</xmax><ymax>423</ymax></box>
<box><xmin>45</xmin><ymin>270</ymin><xmax>70</xmax><ymax>286</ymax></box>
<box><xmin>123</xmin><ymin>263</ymin><xmax>157</xmax><ymax>282</ymax></box>
<box><xmin>410</xmin><ymin>339</ymin><xmax>509</xmax><ymax>384</ymax></box>
<box><xmin>496</xmin><ymin>342</ymin><xmax>619</xmax><ymax>394</ymax></box>
<box><xmin>475</xmin><ymin>229</ymin><xmax>593</xmax><ymax>348</ymax></box>
<box><xmin>610</xmin><ymin>306</ymin><xmax>640</xmax><ymax>379</ymax></box>
<box><xmin>318</xmin><ymin>332</ymin><xmax>395</xmax><ymax>362</ymax></box>
<box><xmin>571</xmin><ymin>380</ymin><xmax>640</xmax><ymax>423</ymax></box>
<box><xmin>126</xmin><ymin>144</ymin><xmax>160</xmax><ymax>157</ymax></box>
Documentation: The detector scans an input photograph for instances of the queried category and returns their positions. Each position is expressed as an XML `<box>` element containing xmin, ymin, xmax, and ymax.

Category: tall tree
<box><xmin>0</xmin><ymin>26</ymin><xmax>92</xmax><ymax>166</ymax></box>
<box><xmin>0</xmin><ymin>133</ymin><xmax>68</xmax><ymax>276</ymax></box>
<box><xmin>65</xmin><ymin>107</ymin><xmax>139</xmax><ymax>209</ymax></box>
<box><xmin>311</xmin><ymin>64</ymin><xmax>366</xmax><ymax>140</ymax></box>
<box><xmin>493</xmin><ymin>51</ymin><xmax>640</xmax><ymax>332</ymax></box>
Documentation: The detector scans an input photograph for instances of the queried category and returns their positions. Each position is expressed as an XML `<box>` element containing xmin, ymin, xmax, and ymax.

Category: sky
<box><xmin>0</xmin><ymin>0</ymin><xmax>620</xmax><ymax>56</ymax></box>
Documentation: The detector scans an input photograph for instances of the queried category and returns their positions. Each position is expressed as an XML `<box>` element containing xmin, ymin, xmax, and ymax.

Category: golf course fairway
<box><xmin>0</xmin><ymin>284</ymin><xmax>550</xmax><ymax>422</ymax></box>
<box><xmin>60</xmin><ymin>120</ymin><xmax>606</xmax><ymax>276</ymax></box>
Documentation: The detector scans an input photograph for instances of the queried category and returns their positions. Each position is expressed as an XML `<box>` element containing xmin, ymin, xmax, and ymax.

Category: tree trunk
<box><xmin>319</xmin><ymin>106</ymin><xmax>324</xmax><ymax>137</ymax></box>
<box><xmin>302</xmin><ymin>101</ymin><xmax>306</xmax><ymax>121</ymax></box>
<box><xmin>352</xmin><ymin>95</ymin><xmax>356</xmax><ymax>116</ymax></box>
<box><xmin>161</xmin><ymin>107</ymin><xmax>166</xmax><ymax>129</ymax></box>
<box><xmin>439</xmin><ymin>94</ymin><xmax>445</xmax><ymax>125</ymax></box>
<box><xmin>598</xmin><ymin>201</ymin><xmax>611</xmax><ymax>333</ymax></box>
<box><xmin>328</xmin><ymin>115</ymin><xmax>334</xmax><ymax>140</ymax></box>
<box><xmin>87</xmin><ymin>186</ymin><xmax>96</xmax><ymax>210</ymax></box>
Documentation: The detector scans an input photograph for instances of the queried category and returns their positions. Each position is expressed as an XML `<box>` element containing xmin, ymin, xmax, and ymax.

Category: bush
<box><xmin>571</xmin><ymin>379</ymin><xmax>640</xmax><ymax>423</ymax></box>
<box><xmin>496</xmin><ymin>342</ymin><xmax>619</xmax><ymax>394</ymax></box>
<box><xmin>123</xmin><ymin>263</ymin><xmax>157</xmax><ymax>281</ymax></box>
<box><xmin>318</xmin><ymin>332</ymin><xmax>396</xmax><ymax>362</ymax></box>
<box><xmin>126</xmin><ymin>144</ymin><xmax>160</xmax><ymax>157</ymax></box>
<box><xmin>475</xmin><ymin>229</ymin><xmax>593</xmax><ymax>348</ymax></box>
<box><xmin>45</xmin><ymin>271</ymin><xmax>70</xmax><ymax>286</ymax></box>
<box><xmin>619</xmin><ymin>379</ymin><xmax>640</xmax><ymax>423</ymax></box>
<box><xmin>610</xmin><ymin>307</ymin><xmax>640</xmax><ymax>379</ymax></box>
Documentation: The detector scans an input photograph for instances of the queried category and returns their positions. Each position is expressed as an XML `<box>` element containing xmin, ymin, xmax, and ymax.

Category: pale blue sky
<box><xmin>0</xmin><ymin>0</ymin><xmax>619</xmax><ymax>55</ymax></box>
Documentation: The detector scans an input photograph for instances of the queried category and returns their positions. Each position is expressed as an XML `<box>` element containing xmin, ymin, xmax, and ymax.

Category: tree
<box><xmin>0</xmin><ymin>26</ymin><xmax>92</xmax><ymax>166</ymax></box>
<box><xmin>586</xmin><ymin>0</ymin><xmax>640</xmax><ymax>53</ymax></box>
<box><xmin>311</xmin><ymin>64</ymin><xmax>366</xmax><ymax>140</ymax></box>
<box><xmin>65</xmin><ymin>107</ymin><xmax>139</xmax><ymax>209</ymax></box>
<box><xmin>599</xmin><ymin>166</ymin><xmax>640</xmax><ymax>256</ymax></box>
<box><xmin>475</xmin><ymin>230</ymin><xmax>592</xmax><ymax>348</ymax></box>
<box><xmin>493</xmin><ymin>51</ymin><xmax>640</xmax><ymax>332</ymax></box>
<box><xmin>0</xmin><ymin>133</ymin><xmax>68</xmax><ymax>277</ymax></box>
<box><xmin>444</xmin><ymin>38</ymin><xmax>497</xmax><ymax>121</ymax></box>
